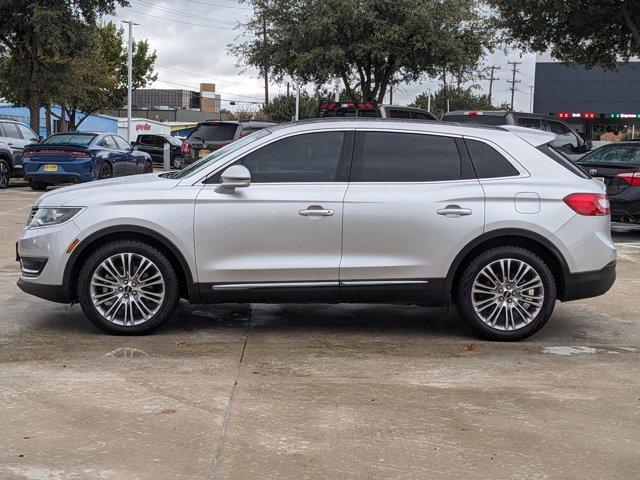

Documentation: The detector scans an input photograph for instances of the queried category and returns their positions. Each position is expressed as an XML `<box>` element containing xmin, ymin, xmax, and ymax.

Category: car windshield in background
<box><xmin>578</xmin><ymin>144</ymin><xmax>640</xmax><ymax>167</ymax></box>
<box><xmin>163</xmin><ymin>129</ymin><xmax>272</xmax><ymax>179</ymax></box>
<box><xmin>42</xmin><ymin>134</ymin><xmax>96</xmax><ymax>146</ymax></box>
<box><xmin>190</xmin><ymin>123</ymin><xmax>238</xmax><ymax>141</ymax></box>
<box><xmin>444</xmin><ymin>115</ymin><xmax>506</xmax><ymax>126</ymax></box>
<box><xmin>166</xmin><ymin>136</ymin><xmax>183</xmax><ymax>146</ymax></box>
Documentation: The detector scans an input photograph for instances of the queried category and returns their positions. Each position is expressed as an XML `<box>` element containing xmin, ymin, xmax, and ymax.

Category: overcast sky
<box><xmin>109</xmin><ymin>0</ymin><xmax>540</xmax><ymax>112</ymax></box>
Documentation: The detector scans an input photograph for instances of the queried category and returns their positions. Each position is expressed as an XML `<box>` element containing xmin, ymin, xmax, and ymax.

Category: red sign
<box><xmin>135</xmin><ymin>123</ymin><xmax>151</xmax><ymax>132</ymax></box>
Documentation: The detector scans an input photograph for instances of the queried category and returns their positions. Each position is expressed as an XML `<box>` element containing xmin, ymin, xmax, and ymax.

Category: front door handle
<box><xmin>437</xmin><ymin>205</ymin><xmax>472</xmax><ymax>218</ymax></box>
<box><xmin>299</xmin><ymin>205</ymin><xmax>334</xmax><ymax>217</ymax></box>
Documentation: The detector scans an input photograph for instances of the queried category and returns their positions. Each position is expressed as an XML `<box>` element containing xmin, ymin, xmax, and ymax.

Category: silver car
<box><xmin>16</xmin><ymin>119</ymin><xmax>616</xmax><ymax>340</ymax></box>
<box><xmin>0</xmin><ymin>119</ymin><xmax>40</xmax><ymax>187</ymax></box>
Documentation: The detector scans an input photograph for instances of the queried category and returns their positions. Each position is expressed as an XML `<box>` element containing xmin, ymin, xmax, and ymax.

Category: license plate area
<box><xmin>44</xmin><ymin>164</ymin><xmax>58</xmax><ymax>172</ymax></box>
<box><xmin>595</xmin><ymin>176</ymin><xmax>605</xmax><ymax>183</ymax></box>
<box><xmin>198</xmin><ymin>149</ymin><xmax>210</xmax><ymax>158</ymax></box>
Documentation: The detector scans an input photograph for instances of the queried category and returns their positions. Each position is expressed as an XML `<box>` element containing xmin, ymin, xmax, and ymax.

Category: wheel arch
<box><xmin>0</xmin><ymin>152</ymin><xmax>12</xmax><ymax>176</ymax></box>
<box><xmin>446</xmin><ymin>229</ymin><xmax>569</xmax><ymax>302</ymax></box>
<box><xmin>63</xmin><ymin>225</ymin><xmax>196</xmax><ymax>303</ymax></box>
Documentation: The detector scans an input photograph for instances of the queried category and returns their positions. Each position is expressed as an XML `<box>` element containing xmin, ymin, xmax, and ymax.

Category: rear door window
<box><xmin>464</xmin><ymin>139</ymin><xmax>519</xmax><ymax>178</ymax></box>
<box><xmin>411</xmin><ymin>110</ymin><xmax>434</xmax><ymax>120</ymax></box>
<box><xmin>352</xmin><ymin>132</ymin><xmax>462</xmax><ymax>182</ymax></box>
<box><xmin>102</xmin><ymin>136</ymin><xmax>118</xmax><ymax>149</ymax></box>
<box><xmin>17</xmin><ymin>124</ymin><xmax>38</xmax><ymax>141</ymax></box>
<box><xmin>516</xmin><ymin>117</ymin><xmax>544</xmax><ymax>130</ymax></box>
<box><xmin>387</xmin><ymin>108</ymin><xmax>412</xmax><ymax>119</ymax></box>
<box><xmin>190</xmin><ymin>123</ymin><xmax>239</xmax><ymax>141</ymax></box>
<box><xmin>1</xmin><ymin>122</ymin><xmax>21</xmax><ymax>139</ymax></box>
<box><xmin>138</xmin><ymin>135</ymin><xmax>154</xmax><ymax>145</ymax></box>
<box><xmin>113</xmin><ymin>136</ymin><xmax>131</xmax><ymax>150</ymax></box>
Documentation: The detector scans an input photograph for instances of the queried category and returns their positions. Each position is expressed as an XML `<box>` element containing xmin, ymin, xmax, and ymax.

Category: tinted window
<box><xmin>138</xmin><ymin>135</ymin><xmax>154</xmax><ymax>145</ymax></box>
<box><xmin>1</xmin><ymin>122</ymin><xmax>21</xmax><ymax>139</ymax></box>
<box><xmin>113</xmin><ymin>136</ymin><xmax>131</xmax><ymax>149</ymax></box>
<box><xmin>190</xmin><ymin>123</ymin><xmax>238</xmax><ymax>141</ymax></box>
<box><xmin>411</xmin><ymin>110</ymin><xmax>434</xmax><ymax>120</ymax></box>
<box><xmin>578</xmin><ymin>144</ymin><xmax>640</xmax><ymax>167</ymax></box>
<box><xmin>17</xmin><ymin>124</ymin><xmax>38</xmax><ymax>141</ymax></box>
<box><xmin>355</xmin><ymin>132</ymin><xmax>461</xmax><ymax>182</ymax></box>
<box><xmin>388</xmin><ymin>108</ymin><xmax>412</xmax><ymax>119</ymax></box>
<box><xmin>465</xmin><ymin>139</ymin><xmax>519</xmax><ymax>178</ymax></box>
<box><xmin>102</xmin><ymin>136</ymin><xmax>118</xmax><ymax>149</ymax></box>
<box><xmin>443</xmin><ymin>115</ymin><xmax>506</xmax><ymax>126</ymax></box>
<box><xmin>517</xmin><ymin>117</ymin><xmax>544</xmax><ymax>130</ymax></box>
<box><xmin>43</xmin><ymin>133</ymin><xmax>96</xmax><ymax>146</ymax></box>
<box><xmin>237</xmin><ymin>132</ymin><xmax>345</xmax><ymax>183</ymax></box>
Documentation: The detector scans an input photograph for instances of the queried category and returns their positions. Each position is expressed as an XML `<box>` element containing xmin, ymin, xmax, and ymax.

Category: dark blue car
<box><xmin>22</xmin><ymin>132</ymin><xmax>153</xmax><ymax>191</ymax></box>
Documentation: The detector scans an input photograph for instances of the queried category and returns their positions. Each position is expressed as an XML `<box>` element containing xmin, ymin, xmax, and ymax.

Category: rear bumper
<box><xmin>25</xmin><ymin>173</ymin><xmax>90</xmax><ymax>184</ymax></box>
<box><xmin>561</xmin><ymin>261</ymin><xmax>616</xmax><ymax>301</ymax></box>
<box><xmin>609</xmin><ymin>189</ymin><xmax>640</xmax><ymax>222</ymax></box>
<box><xmin>23</xmin><ymin>159</ymin><xmax>94</xmax><ymax>184</ymax></box>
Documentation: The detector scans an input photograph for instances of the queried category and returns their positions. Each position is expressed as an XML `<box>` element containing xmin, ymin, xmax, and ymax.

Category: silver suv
<box><xmin>16</xmin><ymin>119</ymin><xmax>616</xmax><ymax>340</ymax></box>
<box><xmin>0</xmin><ymin>119</ymin><xmax>40</xmax><ymax>187</ymax></box>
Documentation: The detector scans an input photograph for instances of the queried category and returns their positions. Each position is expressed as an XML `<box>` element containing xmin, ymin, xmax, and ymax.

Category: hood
<box><xmin>36</xmin><ymin>173</ymin><xmax>180</xmax><ymax>207</ymax></box>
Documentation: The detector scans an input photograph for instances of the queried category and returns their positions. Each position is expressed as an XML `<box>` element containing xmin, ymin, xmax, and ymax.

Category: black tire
<box><xmin>77</xmin><ymin>240</ymin><xmax>180</xmax><ymax>335</ymax></box>
<box><xmin>29</xmin><ymin>181</ymin><xmax>48</xmax><ymax>191</ymax></box>
<box><xmin>98</xmin><ymin>162</ymin><xmax>112</xmax><ymax>179</ymax></box>
<box><xmin>143</xmin><ymin>161</ymin><xmax>153</xmax><ymax>174</ymax></box>
<box><xmin>457</xmin><ymin>246</ymin><xmax>557</xmax><ymax>341</ymax></box>
<box><xmin>0</xmin><ymin>159</ymin><xmax>10</xmax><ymax>189</ymax></box>
<box><xmin>172</xmin><ymin>155</ymin><xmax>185</xmax><ymax>170</ymax></box>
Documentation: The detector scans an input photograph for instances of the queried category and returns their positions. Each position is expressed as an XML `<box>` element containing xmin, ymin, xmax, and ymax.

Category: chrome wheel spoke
<box><xmin>471</xmin><ymin>258</ymin><xmax>544</xmax><ymax>332</ymax></box>
<box><xmin>90</xmin><ymin>252</ymin><xmax>165</xmax><ymax>327</ymax></box>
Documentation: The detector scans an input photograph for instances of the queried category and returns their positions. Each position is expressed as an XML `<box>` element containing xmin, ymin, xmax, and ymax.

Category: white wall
<box><xmin>118</xmin><ymin>119</ymin><xmax>171</xmax><ymax>141</ymax></box>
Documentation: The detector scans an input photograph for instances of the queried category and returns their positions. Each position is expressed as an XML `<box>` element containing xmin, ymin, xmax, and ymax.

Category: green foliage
<box><xmin>261</xmin><ymin>91</ymin><xmax>324</xmax><ymax>121</ymax></box>
<box><xmin>489</xmin><ymin>1</ymin><xmax>640</xmax><ymax>69</ymax></box>
<box><xmin>232</xmin><ymin>0</ymin><xmax>494</xmax><ymax>103</ymax></box>
<box><xmin>411</xmin><ymin>87</ymin><xmax>505</xmax><ymax>119</ymax></box>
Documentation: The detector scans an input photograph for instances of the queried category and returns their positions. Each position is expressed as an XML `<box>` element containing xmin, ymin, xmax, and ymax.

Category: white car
<box><xmin>16</xmin><ymin>119</ymin><xmax>616</xmax><ymax>340</ymax></box>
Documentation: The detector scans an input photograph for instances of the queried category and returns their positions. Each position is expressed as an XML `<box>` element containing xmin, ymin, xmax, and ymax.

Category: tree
<box><xmin>411</xmin><ymin>87</ymin><xmax>509</xmax><ymax>119</ymax></box>
<box><xmin>261</xmin><ymin>91</ymin><xmax>323</xmax><ymax>121</ymax></box>
<box><xmin>489</xmin><ymin>1</ymin><xmax>640</xmax><ymax>69</ymax></box>
<box><xmin>0</xmin><ymin>0</ymin><xmax>127</xmax><ymax>132</ymax></box>
<box><xmin>232</xmin><ymin>0</ymin><xmax>494</xmax><ymax>103</ymax></box>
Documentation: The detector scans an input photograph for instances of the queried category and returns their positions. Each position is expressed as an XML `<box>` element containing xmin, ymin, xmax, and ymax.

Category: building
<box><xmin>534</xmin><ymin>61</ymin><xmax>640</xmax><ymax>140</ymax></box>
<box><xmin>131</xmin><ymin>83</ymin><xmax>221</xmax><ymax>115</ymax></box>
<box><xmin>0</xmin><ymin>105</ymin><xmax>117</xmax><ymax>137</ymax></box>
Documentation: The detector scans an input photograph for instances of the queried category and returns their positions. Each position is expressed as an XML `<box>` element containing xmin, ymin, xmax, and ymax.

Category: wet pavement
<box><xmin>1</xmin><ymin>183</ymin><xmax>639</xmax><ymax>479</ymax></box>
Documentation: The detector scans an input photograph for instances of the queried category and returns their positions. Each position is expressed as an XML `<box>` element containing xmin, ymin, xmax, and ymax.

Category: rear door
<box><xmin>113</xmin><ymin>135</ymin><xmax>137</xmax><ymax>174</ymax></box>
<box><xmin>137</xmin><ymin>135</ymin><xmax>159</xmax><ymax>161</ymax></box>
<box><xmin>101</xmin><ymin>135</ymin><xmax>126</xmax><ymax>176</ymax></box>
<box><xmin>340</xmin><ymin>130</ymin><xmax>485</xmax><ymax>303</ymax></box>
<box><xmin>0</xmin><ymin>122</ymin><xmax>30</xmax><ymax>169</ymax></box>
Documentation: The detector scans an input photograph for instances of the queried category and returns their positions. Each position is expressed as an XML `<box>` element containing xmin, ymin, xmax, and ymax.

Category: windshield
<box><xmin>42</xmin><ymin>134</ymin><xmax>96</xmax><ymax>146</ymax></box>
<box><xmin>189</xmin><ymin>123</ymin><xmax>238</xmax><ymax>142</ymax></box>
<box><xmin>163</xmin><ymin>129</ymin><xmax>272</xmax><ymax>179</ymax></box>
<box><xmin>578</xmin><ymin>144</ymin><xmax>640</xmax><ymax>167</ymax></box>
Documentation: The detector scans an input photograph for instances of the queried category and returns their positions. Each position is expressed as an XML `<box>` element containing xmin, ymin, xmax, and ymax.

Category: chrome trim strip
<box><xmin>212</xmin><ymin>281</ymin><xmax>338</xmax><ymax>290</ymax></box>
<box><xmin>340</xmin><ymin>280</ymin><xmax>430</xmax><ymax>286</ymax></box>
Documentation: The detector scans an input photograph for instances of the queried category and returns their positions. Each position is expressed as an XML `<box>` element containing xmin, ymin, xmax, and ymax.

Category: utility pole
<box><xmin>294</xmin><ymin>83</ymin><xmax>300</xmax><ymax>121</ymax></box>
<box><xmin>262</xmin><ymin>12</ymin><xmax>269</xmax><ymax>105</ymax></box>
<box><xmin>529</xmin><ymin>85</ymin><xmax>534</xmax><ymax>112</ymax></box>
<box><xmin>121</xmin><ymin>20</ymin><xmax>139</xmax><ymax>142</ymax></box>
<box><xmin>507</xmin><ymin>61</ymin><xmax>522</xmax><ymax>111</ymax></box>
<box><xmin>488</xmin><ymin>65</ymin><xmax>500</xmax><ymax>106</ymax></box>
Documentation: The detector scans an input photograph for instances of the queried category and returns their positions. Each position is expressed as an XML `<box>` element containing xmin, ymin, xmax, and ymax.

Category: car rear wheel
<box><xmin>172</xmin><ymin>155</ymin><xmax>185</xmax><ymax>169</ymax></box>
<box><xmin>0</xmin><ymin>159</ymin><xmax>10</xmax><ymax>189</ymax></box>
<box><xmin>29</xmin><ymin>181</ymin><xmax>48</xmax><ymax>191</ymax></box>
<box><xmin>143</xmin><ymin>161</ymin><xmax>153</xmax><ymax>173</ymax></box>
<box><xmin>98</xmin><ymin>162</ymin><xmax>112</xmax><ymax>179</ymax></box>
<box><xmin>77</xmin><ymin>240</ymin><xmax>180</xmax><ymax>335</ymax></box>
<box><xmin>457</xmin><ymin>246</ymin><xmax>556</xmax><ymax>341</ymax></box>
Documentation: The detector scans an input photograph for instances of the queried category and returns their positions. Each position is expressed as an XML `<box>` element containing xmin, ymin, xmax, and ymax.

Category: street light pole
<box><xmin>121</xmin><ymin>20</ymin><xmax>139</xmax><ymax>142</ymax></box>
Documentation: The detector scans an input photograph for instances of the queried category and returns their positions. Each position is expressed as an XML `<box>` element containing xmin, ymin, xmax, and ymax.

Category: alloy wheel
<box><xmin>471</xmin><ymin>258</ymin><xmax>544</xmax><ymax>331</ymax></box>
<box><xmin>90</xmin><ymin>253</ymin><xmax>165</xmax><ymax>326</ymax></box>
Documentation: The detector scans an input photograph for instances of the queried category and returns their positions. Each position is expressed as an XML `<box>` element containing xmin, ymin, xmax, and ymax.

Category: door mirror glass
<box><xmin>215</xmin><ymin>164</ymin><xmax>251</xmax><ymax>193</ymax></box>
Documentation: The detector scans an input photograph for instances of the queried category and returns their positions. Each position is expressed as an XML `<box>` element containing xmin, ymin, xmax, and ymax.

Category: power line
<box><xmin>132</xmin><ymin>0</ymin><xmax>238</xmax><ymax>25</ymax></box>
<box><xmin>156</xmin><ymin>64</ymin><xmax>264</xmax><ymax>88</ymax></box>
<box><xmin>182</xmin><ymin>0</ymin><xmax>251</xmax><ymax>10</ymax></box>
<box><xmin>154</xmin><ymin>78</ymin><xmax>264</xmax><ymax>101</ymax></box>
<box><xmin>124</xmin><ymin>8</ymin><xmax>235</xmax><ymax>29</ymax></box>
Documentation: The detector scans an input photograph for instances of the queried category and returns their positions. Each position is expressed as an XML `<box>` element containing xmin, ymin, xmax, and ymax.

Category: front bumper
<box><xmin>562</xmin><ymin>260</ymin><xmax>616</xmax><ymax>301</ymax></box>
<box><xmin>16</xmin><ymin>278</ymin><xmax>69</xmax><ymax>303</ymax></box>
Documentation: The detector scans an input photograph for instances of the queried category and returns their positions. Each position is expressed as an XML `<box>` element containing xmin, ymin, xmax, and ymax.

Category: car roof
<box><xmin>269</xmin><ymin>117</ymin><xmax>503</xmax><ymax>132</ymax></box>
<box><xmin>444</xmin><ymin>110</ymin><xmax>563</xmax><ymax>121</ymax></box>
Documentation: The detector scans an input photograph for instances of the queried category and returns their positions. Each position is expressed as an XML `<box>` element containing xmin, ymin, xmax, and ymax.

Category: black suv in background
<box><xmin>442</xmin><ymin>111</ymin><xmax>591</xmax><ymax>160</ymax></box>
<box><xmin>318</xmin><ymin>102</ymin><xmax>437</xmax><ymax>120</ymax></box>
<box><xmin>181</xmin><ymin>120</ymin><xmax>277</xmax><ymax>165</ymax></box>
<box><xmin>133</xmin><ymin>134</ymin><xmax>185</xmax><ymax>169</ymax></box>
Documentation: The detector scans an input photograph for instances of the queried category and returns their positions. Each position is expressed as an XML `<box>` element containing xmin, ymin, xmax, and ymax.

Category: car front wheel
<box><xmin>77</xmin><ymin>240</ymin><xmax>180</xmax><ymax>334</ymax></box>
<box><xmin>0</xmin><ymin>159</ymin><xmax>10</xmax><ymax>188</ymax></box>
<box><xmin>457</xmin><ymin>246</ymin><xmax>556</xmax><ymax>341</ymax></box>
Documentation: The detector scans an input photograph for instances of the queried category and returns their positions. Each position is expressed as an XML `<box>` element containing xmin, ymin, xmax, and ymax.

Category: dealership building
<box><xmin>534</xmin><ymin>61</ymin><xmax>640</xmax><ymax>140</ymax></box>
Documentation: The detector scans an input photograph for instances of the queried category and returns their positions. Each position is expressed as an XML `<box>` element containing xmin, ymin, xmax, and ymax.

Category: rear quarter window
<box><xmin>464</xmin><ymin>139</ymin><xmax>519</xmax><ymax>178</ymax></box>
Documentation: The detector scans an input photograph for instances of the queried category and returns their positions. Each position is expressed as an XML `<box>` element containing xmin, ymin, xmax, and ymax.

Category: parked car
<box><xmin>318</xmin><ymin>102</ymin><xmax>437</xmax><ymax>120</ymax></box>
<box><xmin>181</xmin><ymin>120</ymin><xmax>277</xmax><ymax>165</ymax></box>
<box><xmin>22</xmin><ymin>132</ymin><xmax>153</xmax><ymax>191</ymax></box>
<box><xmin>133</xmin><ymin>134</ymin><xmax>185</xmax><ymax>169</ymax></box>
<box><xmin>0</xmin><ymin>119</ymin><xmax>40</xmax><ymax>187</ymax></box>
<box><xmin>16</xmin><ymin>119</ymin><xmax>615</xmax><ymax>340</ymax></box>
<box><xmin>442</xmin><ymin>111</ymin><xmax>591</xmax><ymax>160</ymax></box>
<box><xmin>576</xmin><ymin>142</ymin><xmax>640</xmax><ymax>223</ymax></box>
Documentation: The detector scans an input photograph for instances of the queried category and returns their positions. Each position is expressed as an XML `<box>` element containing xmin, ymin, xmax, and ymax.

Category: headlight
<box><xmin>27</xmin><ymin>207</ymin><xmax>83</xmax><ymax>228</ymax></box>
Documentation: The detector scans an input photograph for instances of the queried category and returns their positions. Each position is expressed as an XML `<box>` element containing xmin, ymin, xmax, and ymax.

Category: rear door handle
<box><xmin>437</xmin><ymin>205</ymin><xmax>472</xmax><ymax>218</ymax></box>
<box><xmin>299</xmin><ymin>205</ymin><xmax>334</xmax><ymax>217</ymax></box>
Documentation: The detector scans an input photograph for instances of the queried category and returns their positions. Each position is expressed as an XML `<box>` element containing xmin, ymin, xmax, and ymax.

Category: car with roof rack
<box><xmin>17</xmin><ymin>118</ymin><xmax>615</xmax><ymax>340</ymax></box>
<box><xmin>318</xmin><ymin>101</ymin><xmax>437</xmax><ymax>121</ymax></box>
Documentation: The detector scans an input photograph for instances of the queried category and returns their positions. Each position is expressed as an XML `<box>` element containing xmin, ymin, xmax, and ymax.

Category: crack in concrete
<box><xmin>210</xmin><ymin>304</ymin><xmax>253</xmax><ymax>480</ymax></box>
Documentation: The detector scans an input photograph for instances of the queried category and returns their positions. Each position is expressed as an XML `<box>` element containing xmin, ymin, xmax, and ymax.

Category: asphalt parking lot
<box><xmin>1</xmin><ymin>180</ymin><xmax>639</xmax><ymax>480</ymax></box>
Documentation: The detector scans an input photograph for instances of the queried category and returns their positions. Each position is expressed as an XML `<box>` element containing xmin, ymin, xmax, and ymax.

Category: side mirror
<box><xmin>215</xmin><ymin>165</ymin><xmax>251</xmax><ymax>193</ymax></box>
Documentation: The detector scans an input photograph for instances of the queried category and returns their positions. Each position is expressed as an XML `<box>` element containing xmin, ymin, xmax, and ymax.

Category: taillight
<box><xmin>616</xmin><ymin>172</ymin><xmax>640</xmax><ymax>186</ymax></box>
<box><xmin>563</xmin><ymin>193</ymin><xmax>610</xmax><ymax>216</ymax></box>
<box><xmin>69</xmin><ymin>151</ymin><xmax>91</xmax><ymax>158</ymax></box>
<box><xmin>181</xmin><ymin>142</ymin><xmax>190</xmax><ymax>154</ymax></box>
<box><xmin>22</xmin><ymin>151</ymin><xmax>35</xmax><ymax>158</ymax></box>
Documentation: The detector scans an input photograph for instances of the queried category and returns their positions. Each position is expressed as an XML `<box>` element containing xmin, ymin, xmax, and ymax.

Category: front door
<box><xmin>194</xmin><ymin>130</ymin><xmax>353</xmax><ymax>301</ymax></box>
<box><xmin>340</xmin><ymin>130</ymin><xmax>485</xmax><ymax>303</ymax></box>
